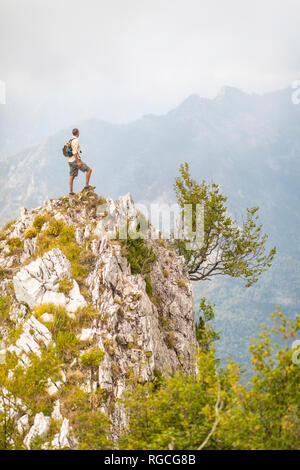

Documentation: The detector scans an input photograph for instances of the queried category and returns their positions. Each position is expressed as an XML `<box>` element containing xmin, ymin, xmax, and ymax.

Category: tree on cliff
<box><xmin>173</xmin><ymin>162</ymin><xmax>276</xmax><ymax>287</ymax></box>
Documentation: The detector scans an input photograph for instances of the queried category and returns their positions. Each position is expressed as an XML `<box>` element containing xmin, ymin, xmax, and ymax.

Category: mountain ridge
<box><xmin>0</xmin><ymin>190</ymin><xmax>196</xmax><ymax>448</ymax></box>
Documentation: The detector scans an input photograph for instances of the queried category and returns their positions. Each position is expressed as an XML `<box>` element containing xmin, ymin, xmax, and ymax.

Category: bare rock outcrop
<box><xmin>0</xmin><ymin>191</ymin><xmax>196</xmax><ymax>448</ymax></box>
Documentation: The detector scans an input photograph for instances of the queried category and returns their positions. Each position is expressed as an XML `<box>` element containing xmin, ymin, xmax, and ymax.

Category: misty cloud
<box><xmin>0</xmin><ymin>0</ymin><xmax>300</xmax><ymax>154</ymax></box>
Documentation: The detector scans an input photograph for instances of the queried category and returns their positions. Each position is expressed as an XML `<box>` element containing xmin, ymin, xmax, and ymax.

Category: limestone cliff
<box><xmin>0</xmin><ymin>191</ymin><xmax>196</xmax><ymax>449</ymax></box>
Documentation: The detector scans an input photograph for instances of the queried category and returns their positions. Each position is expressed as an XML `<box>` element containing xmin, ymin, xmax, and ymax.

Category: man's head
<box><xmin>72</xmin><ymin>128</ymin><xmax>79</xmax><ymax>137</ymax></box>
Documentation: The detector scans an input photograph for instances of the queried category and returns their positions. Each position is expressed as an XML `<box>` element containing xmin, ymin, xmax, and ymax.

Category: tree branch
<box><xmin>198</xmin><ymin>374</ymin><xmax>223</xmax><ymax>450</ymax></box>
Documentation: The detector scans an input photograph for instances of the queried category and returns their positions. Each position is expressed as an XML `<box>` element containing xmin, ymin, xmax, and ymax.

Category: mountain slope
<box><xmin>0</xmin><ymin>191</ymin><xmax>196</xmax><ymax>448</ymax></box>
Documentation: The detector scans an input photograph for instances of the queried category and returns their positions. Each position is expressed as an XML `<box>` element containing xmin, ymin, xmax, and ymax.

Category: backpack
<box><xmin>62</xmin><ymin>137</ymin><xmax>75</xmax><ymax>157</ymax></box>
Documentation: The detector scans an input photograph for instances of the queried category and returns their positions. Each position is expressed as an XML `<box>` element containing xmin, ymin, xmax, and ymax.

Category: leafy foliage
<box><xmin>58</xmin><ymin>277</ymin><xmax>73</xmax><ymax>295</ymax></box>
<box><xmin>195</xmin><ymin>297</ymin><xmax>220</xmax><ymax>352</ymax></box>
<box><xmin>80</xmin><ymin>348</ymin><xmax>104</xmax><ymax>369</ymax></box>
<box><xmin>121</xmin><ymin>238</ymin><xmax>156</xmax><ymax>275</ymax></box>
<box><xmin>119</xmin><ymin>348</ymin><xmax>233</xmax><ymax>450</ymax></box>
<box><xmin>7</xmin><ymin>238</ymin><xmax>24</xmax><ymax>256</ymax></box>
<box><xmin>218</xmin><ymin>309</ymin><xmax>300</xmax><ymax>450</ymax></box>
<box><xmin>23</xmin><ymin>227</ymin><xmax>38</xmax><ymax>239</ymax></box>
<box><xmin>33</xmin><ymin>214</ymin><xmax>48</xmax><ymax>230</ymax></box>
<box><xmin>173</xmin><ymin>163</ymin><xmax>276</xmax><ymax>286</ymax></box>
<box><xmin>71</xmin><ymin>411</ymin><xmax>112</xmax><ymax>450</ymax></box>
<box><xmin>119</xmin><ymin>309</ymin><xmax>300</xmax><ymax>450</ymax></box>
<box><xmin>0</xmin><ymin>296</ymin><xmax>11</xmax><ymax>323</ymax></box>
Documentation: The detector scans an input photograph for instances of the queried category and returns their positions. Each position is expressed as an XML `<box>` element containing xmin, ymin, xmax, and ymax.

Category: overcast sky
<box><xmin>1</xmin><ymin>0</ymin><xmax>300</xmax><ymax>140</ymax></box>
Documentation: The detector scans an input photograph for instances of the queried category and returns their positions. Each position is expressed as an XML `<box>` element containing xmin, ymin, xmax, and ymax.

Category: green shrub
<box><xmin>0</xmin><ymin>230</ymin><xmax>6</xmax><ymax>241</ymax></box>
<box><xmin>72</xmin><ymin>411</ymin><xmax>112</xmax><ymax>450</ymax></box>
<box><xmin>50</xmin><ymin>307</ymin><xmax>73</xmax><ymax>337</ymax></box>
<box><xmin>4</xmin><ymin>219</ymin><xmax>16</xmax><ymax>231</ymax></box>
<box><xmin>58</xmin><ymin>277</ymin><xmax>73</xmax><ymax>295</ymax></box>
<box><xmin>34</xmin><ymin>303</ymin><xmax>65</xmax><ymax>320</ymax></box>
<box><xmin>8</xmin><ymin>325</ymin><xmax>23</xmax><ymax>344</ymax></box>
<box><xmin>23</xmin><ymin>227</ymin><xmax>38</xmax><ymax>239</ymax></box>
<box><xmin>176</xmin><ymin>279</ymin><xmax>187</xmax><ymax>288</ymax></box>
<box><xmin>80</xmin><ymin>348</ymin><xmax>104</xmax><ymax>369</ymax></box>
<box><xmin>7</xmin><ymin>238</ymin><xmax>24</xmax><ymax>255</ymax></box>
<box><xmin>33</xmin><ymin>215</ymin><xmax>47</xmax><ymax>230</ymax></box>
<box><xmin>61</xmin><ymin>386</ymin><xmax>90</xmax><ymax>415</ymax></box>
<box><xmin>46</xmin><ymin>220</ymin><xmax>64</xmax><ymax>237</ymax></box>
<box><xmin>0</xmin><ymin>295</ymin><xmax>11</xmax><ymax>322</ymax></box>
<box><xmin>162</xmin><ymin>268</ymin><xmax>169</xmax><ymax>278</ymax></box>
<box><xmin>0</xmin><ymin>267</ymin><xmax>10</xmax><ymax>281</ymax></box>
<box><xmin>55</xmin><ymin>330</ymin><xmax>79</xmax><ymax>361</ymax></box>
<box><xmin>63</xmin><ymin>243</ymin><xmax>80</xmax><ymax>262</ymax></box>
<box><xmin>4</xmin><ymin>347</ymin><xmax>61</xmax><ymax>415</ymax></box>
<box><xmin>121</xmin><ymin>238</ymin><xmax>156</xmax><ymax>275</ymax></box>
<box><xmin>118</xmin><ymin>350</ymin><xmax>221</xmax><ymax>450</ymax></box>
<box><xmin>145</xmin><ymin>277</ymin><xmax>153</xmax><ymax>297</ymax></box>
<box><xmin>59</xmin><ymin>225</ymin><xmax>75</xmax><ymax>245</ymax></box>
<box><xmin>76</xmin><ymin>305</ymin><xmax>98</xmax><ymax>327</ymax></box>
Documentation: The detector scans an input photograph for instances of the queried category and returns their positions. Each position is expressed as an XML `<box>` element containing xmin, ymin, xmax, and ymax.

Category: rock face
<box><xmin>23</xmin><ymin>412</ymin><xmax>50</xmax><ymax>449</ymax></box>
<box><xmin>0</xmin><ymin>191</ymin><xmax>196</xmax><ymax>449</ymax></box>
<box><xmin>13</xmin><ymin>248</ymin><xmax>86</xmax><ymax>313</ymax></box>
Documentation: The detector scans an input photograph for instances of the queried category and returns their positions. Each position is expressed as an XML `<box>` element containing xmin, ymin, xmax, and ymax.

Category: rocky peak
<box><xmin>0</xmin><ymin>191</ymin><xmax>196</xmax><ymax>448</ymax></box>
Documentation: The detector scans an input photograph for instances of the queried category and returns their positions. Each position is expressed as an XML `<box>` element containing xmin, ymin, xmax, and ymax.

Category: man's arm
<box><xmin>74</xmin><ymin>153</ymin><xmax>82</xmax><ymax>166</ymax></box>
<box><xmin>72</xmin><ymin>140</ymin><xmax>82</xmax><ymax>166</ymax></box>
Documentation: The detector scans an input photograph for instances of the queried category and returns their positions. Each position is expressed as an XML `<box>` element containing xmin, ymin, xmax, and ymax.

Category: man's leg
<box><xmin>69</xmin><ymin>175</ymin><xmax>75</xmax><ymax>193</ymax></box>
<box><xmin>79</xmin><ymin>162</ymin><xmax>95</xmax><ymax>189</ymax></box>
<box><xmin>86</xmin><ymin>168</ymin><xmax>92</xmax><ymax>185</ymax></box>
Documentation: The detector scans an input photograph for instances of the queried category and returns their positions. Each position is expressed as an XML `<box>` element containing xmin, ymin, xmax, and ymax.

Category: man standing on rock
<box><xmin>68</xmin><ymin>128</ymin><xmax>95</xmax><ymax>195</ymax></box>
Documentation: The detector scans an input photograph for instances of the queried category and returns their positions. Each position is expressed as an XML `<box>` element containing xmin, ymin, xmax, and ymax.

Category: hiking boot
<box><xmin>69</xmin><ymin>192</ymin><xmax>75</xmax><ymax>196</ymax></box>
<box><xmin>83</xmin><ymin>185</ymin><xmax>96</xmax><ymax>191</ymax></box>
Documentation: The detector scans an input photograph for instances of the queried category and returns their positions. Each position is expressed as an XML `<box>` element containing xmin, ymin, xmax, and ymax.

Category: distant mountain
<box><xmin>1</xmin><ymin>86</ymin><xmax>299</xmax><ymax>366</ymax></box>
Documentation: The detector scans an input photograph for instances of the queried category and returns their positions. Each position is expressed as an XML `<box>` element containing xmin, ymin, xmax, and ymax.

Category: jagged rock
<box><xmin>79</xmin><ymin>328</ymin><xmax>97</xmax><ymax>341</ymax></box>
<box><xmin>9</xmin><ymin>210</ymin><xmax>35</xmax><ymax>239</ymax></box>
<box><xmin>17</xmin><ymin>414</ymin><xmax>29</xmax><ymax>434</ymax></box>
<box><xmin>84</xmin><ymin>224</ymin><xmax>92</xmax><ymax>239</ymax></box>
<box><xmin>85</xmin><ymin>234</ymin><xmax>196</xmax><ymax>437</ymax></box>
<box><xmin>8</xmin><ymin>330</ymin><xmax>40</xmax><ymax>358</ymax></box>
<box><xmin>24</xmin><ymin>412</ymin><xmax>50</xmax><ymax>449</ymax></box>
<box><xmin>13</xmin><ymin>248</ymin><xmax>71</xmax><ymax>308</ymax></box>
<box><xmin>51</xmin><ymin>418</ymin><xmax>71</xmax><ymax>449</ymax></box>
<box><xmin>0</xmin><ymin>387</ymin><xmax>26</xmax><ymax>419</ymax></box>
<box><xmin>7</xmin><ymin>316</ymin><xmax>52</xmax><ymax>364</ymax></box>
<box><xmin>13</xmin><ymin>248</ymin><xmax>86</xmax><ymax>312</ymax></box>
<box><xmin>94</xmin><ymin>193</ymin><xmax>139</xmax><ymax>239</ymax></box>
<box><xmin>23</xmin><ymin>315</ymin><xmax>52</xmax><ymax>347</ymax></box>
<box><xmin>40</xmin><ymin>313</ymin><xmax>54</xmax><ymax>322</ymax></box>
<box><xmin>51</xmin><ymin>400</ymin><xmax>63</xmax><ymax>421</ymax></box>
<box><xmin>67</xmin><ymin>280</ymin><xmax>87</xmax><ymax>313</ymax></box>
<box><xmin>75</xmin><ymin>227</ymin><xmax>84</xmax><ymax>245</ymax></box>
<box><xmin>20</xmin><ymin>238</ymin><xmax>36</xmax><ymax>263</ymax></box>
<box><xmin>7</xmin><ymin>302</ymin><xmax>27</xmax><ymax>323</ymax></box>
<box><xmin>46</xmin><ymin>378</ymin><xmax>63</xmax><ymax>396</ymax></box>
<box><xmin>0</xmin><ymin>253</ymin><xmax>14</xmax><ymax>268</ymax></box>
<box><xmin>46</xmin><ymin>371</ymin><xmax>65</xmax><ymax>396</ymax></box>
<box><xmin>0</xmin><ymin>192</ymin><xmax>197</xmax><ymax>447</ymax></box>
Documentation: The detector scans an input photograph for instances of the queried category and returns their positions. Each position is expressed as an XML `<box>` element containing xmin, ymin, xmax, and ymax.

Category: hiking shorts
<box><xmin>69</xmin><ymin>161</ymin><xmax>90</xmax><ymax>177</ymax></box>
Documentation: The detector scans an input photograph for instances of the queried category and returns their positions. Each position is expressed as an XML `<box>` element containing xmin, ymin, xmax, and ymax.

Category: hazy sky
<box><xmin>1</xmin><ymin>0</ymin><xmax>300</xmax><ymax>141</ymax></box>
